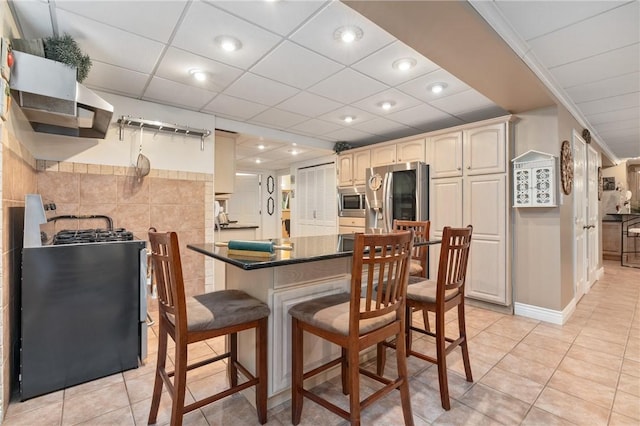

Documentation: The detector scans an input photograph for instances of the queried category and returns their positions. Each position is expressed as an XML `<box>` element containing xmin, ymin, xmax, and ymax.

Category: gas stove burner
<box><xmin>53</xmin><ymin>228</ymin><xmax>135</xmax><ymax>245</ymax></box>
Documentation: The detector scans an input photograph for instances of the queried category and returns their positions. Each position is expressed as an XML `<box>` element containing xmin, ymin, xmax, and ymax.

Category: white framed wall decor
<box><xmin>512</xmin><ymin>150</ymin><xmax>557</xmax><ymax>207</ymax></box>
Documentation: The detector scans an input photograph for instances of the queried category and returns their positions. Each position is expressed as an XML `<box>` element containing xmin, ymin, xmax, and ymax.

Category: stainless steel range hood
<box><xmin>9</xmin><ymin>51</ymin><xmax>113</xmax><ymax>139</ymax></box>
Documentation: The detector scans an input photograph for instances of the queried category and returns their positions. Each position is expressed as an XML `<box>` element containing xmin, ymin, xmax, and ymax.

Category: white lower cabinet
<box><xmin>430</xmin><ymin>174</ymin><xmax>509</xmax><ymax>305</ymax></box>
<box><xmin>271</xmin><ymin>279</ymin><xmax>349</xmax><ymax>395</ymax></box>
<box><xmin>463</xmin><ymin>174</ymin><xmax>508</xmax><ymax>304</ymax></box>
<box><xmin>428</xmin><ymin>118</ymin><xmax>511</xmax><ymax>306</ymax></box>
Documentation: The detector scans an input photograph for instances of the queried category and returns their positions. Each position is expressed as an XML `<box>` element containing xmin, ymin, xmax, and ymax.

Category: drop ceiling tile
<box><xmin>250</xmin><ymin>41</ymin><xmax>344</xmax><ymax>89</ymax></box>
<box><xmin>352</xmin><ymin>117</ymin><xmax>418</xmax><ymax>136</ymax></box>
<box><xmin>577</xmin><ymin>92</ymin><xmax>640</xmax><ymax>116</ymax></box>
<box><xmin>143</xmin><ymin>77</ymin><xmax>217</xmax><ymax>110</ymax></box>
<box><xmin>55</xmin><ymin>0</ymin><xmax>188</xmax><ymax>42</ymax></box>
<box><xmin>171</xmin><ymin>1</ymin><xmax>282</xmax><ymax>69</ymax></box>
<box><xmin>351</xmin><ymin>41</ymin><xmax>440</xmax><ymax>86</ymax></box>
<box><xmin>11</xmin><ymin>0</ymin><xmax>53</xmax><ymax>38</ymax></box>
<box><xmin>223</xmin><ymin>73</ymin><xmax>299</xmax><ymax>106</ymax></box>
<box><xmin>495</xmin><ymin>1</ymin><xmax>626</xmax><ymax>41</ymax></box>
<box><xmin>429</xmin><ymin>89</ymin><xmax>499</xmax><ymax>115</ymax></box>
<box><xmin>289</xmin><ymin>119</ymin><xmax>343</xmax><ymax>136</ymax></box>
<box><xmin>155</xmin><ymin>47</ymin><xmax>244</xmax><ymax>93</ymax></box>
<box><xmin>417</xmin><ymin>116</ymin><xmax>467</xmax><ymax>133</ymax></box>
<box><xmin>397</xmin><ymin>69</ymin><xmax>470</xmax><ymax>102</ymax></box>
<box><xmin>528</xmin><ymin>2</ymin><xmax>640</xmax><ymax>68</ymax></box>
<box><xmin>586</xmin><ymin>106</ymin><xmax>640</xmax><ymax>124</ymax></box>
<box><xmin>202</xmin><ymin>94</ymin><xmax>269</xmax><ymax>120</ymax></box>
<box><xmin>208</xmin><ymin>0</ymin><xmax>327</xmax><ymax>36</ymax></box>
<box><xmin>352</xmin><ymin>88</ymin><xmax>422</xmax><ymax>116</ymax></box>
<box><xmin>277</xmin><ymin>92</ymin><xmax>343</xmax><ymax>117</ymax></box>
<box><xmin>615</xmin><ymin>142</ymin><xmax>640</xmax><ymax>159</ymax></box>
<box><xmin>550</xmin><ymin>44</ymin><xmax>640</xmax><ymax>89</ymax></box>
<box><xmin>317</xmin><ymin>105</ymin><xmax>376</xmax><ymax>128</ymax></box>
<box><xmin>565</xmin><ymin>72</ymin><xmax>640</xmax><ymax>104</ymax></box>
<box><xmin>387</xmin><ymin>104</ymin><xmax>461</xmax><ymax>130</ymax></box>
<box><xmin>598</xmin><ymin>126</ymin><xmax>640</xmax><ymax>139</ymax></box>
<box><xmin>55</xmin><ymin>9</ymin><xmax>165</xmax><ymax>74</ymax></box>
<box><xmin>307</xmin><ymin>68</ymin><xmax>388</xmax><ymax>104</ymax></box>
<box><xmin>83</xmin><ymin>61</ymin><xmax>148</xmax><ymax>97</ymax></box>
<box><xmin>594</xmin><ymin>118</ymin><xmax>640</xmax><ymax>133</ymax></box>
<box><xmin>289</xmin><ymin>1</ymin><xmax>395</xmax><ymax>65</ymax></box>
<box><xmin>250</xmin><ymin>109</ymin><xmax>309</xmax><ymax>129</ymax></box>
<box><xmin>323</xmin><ymin>127</ymin><xmax>375</xmax><ymax>142</ymax></box>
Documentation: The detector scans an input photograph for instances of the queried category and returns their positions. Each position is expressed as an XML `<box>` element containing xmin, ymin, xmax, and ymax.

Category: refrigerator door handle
<box><xmin>383</xmin><ymin>172</ymin><xmax>393</xmax><ymax>232</ymax></box>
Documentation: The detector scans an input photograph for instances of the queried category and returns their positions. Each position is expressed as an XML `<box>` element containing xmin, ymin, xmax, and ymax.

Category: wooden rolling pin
<box><xmin>214</xmin><ymin>240</ymin><xmax>293</xmax><ymax>253</ymax></box>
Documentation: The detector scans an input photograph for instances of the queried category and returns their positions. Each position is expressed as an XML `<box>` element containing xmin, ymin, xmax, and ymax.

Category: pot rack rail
<box><xmin>117</xmin><ymin>116</ymin><xmax>212</xmax><ymax>150</ymax></box>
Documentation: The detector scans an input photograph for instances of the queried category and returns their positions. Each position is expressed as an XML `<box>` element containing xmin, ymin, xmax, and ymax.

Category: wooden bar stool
<box><xmin>393</xmin><ymin>220</ymin><xmax>431</xmax><ymax>330</ymax></box>
<box><xmin>147</xmin><ymin>231</ymin><xmax>270</xmax><ymax>426</ymax></box>
<box><xmin>289</xmin><ymin>231</ymin><xmax>415</xmax><ymax>426</ymax></box>
<box><xmin>378</xmin><ymin>225</ymin><xmax>473</xmax><ymax>410</ymax></box>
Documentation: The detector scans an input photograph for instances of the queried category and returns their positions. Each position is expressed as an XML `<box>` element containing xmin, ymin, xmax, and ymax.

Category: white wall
<box><xmin>18</xmin><ymin>91</ymin><xmax>215</xmax><ymax>173</ymax></box>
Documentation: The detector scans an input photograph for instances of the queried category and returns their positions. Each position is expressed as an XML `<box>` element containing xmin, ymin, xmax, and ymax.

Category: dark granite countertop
<box><xmin>603</xmin><ymin>213</ymin><xmax>640</xmax><ymax>222</ymax></box>
<box><xmin>216</xmin><ymin>225</ymin><xmax>259</xmax><ymax>230</ymax></box>
<box><xmin>188</xmin><ymin>234</ymin><xmax>441</xmax><ymax>271</ymax></box>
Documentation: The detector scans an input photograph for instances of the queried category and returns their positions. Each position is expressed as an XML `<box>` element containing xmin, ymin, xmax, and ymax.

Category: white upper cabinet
<box><xmin>427</xmin><ymin>132</ymin><xmax>463</xmax><ymax>178</ymax></box>
<box><xmin>337</xmin><ymin>154</ymin><xmax>353</xmax><ymax>187</ymax></box>
<box><xmin>371</xmin><ymin>144</ymin><xmax>396</xmax><ymax>167</ymax></box>
<box><xmin>214</xmin><ymin>131</ymin><xmax>237</xmax><ymax>194</ymax></box>
<box><xmin>337</xmin><ymin>150</ymin><xmax>370</xmax><ymax>187</ymax></box>
<box><xmin>463</xmin><ymin>122</ymin><xmax>506</xmax><ymax>175</ymax></box>
<box><xmin>428</xmin><ymin>123</ymin><xmax>506</xmax><ymax>179</ymax></box>
<box><xmin>396</xmin><ymin>138</ymin><xmax>425</xmax><ymax>163</ymax></box>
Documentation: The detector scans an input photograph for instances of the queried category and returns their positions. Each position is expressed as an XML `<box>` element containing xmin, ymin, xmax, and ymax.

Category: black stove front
<box><xmin>53</xmin><ymin>228</ymin><xmax>134</xmax><ymax>245</ymax></box>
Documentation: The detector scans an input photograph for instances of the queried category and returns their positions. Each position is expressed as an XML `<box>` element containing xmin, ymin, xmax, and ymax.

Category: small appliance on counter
<box><xmin>20</xmin><ymin>194</ymin><xmax>147</xmax><ymax>400</ymax></box>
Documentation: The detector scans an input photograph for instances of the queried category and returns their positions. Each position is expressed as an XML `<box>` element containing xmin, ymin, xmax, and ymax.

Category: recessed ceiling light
<box><xmin>215</xmin><ymin>35</ymin><xmax>242</xmax><ymax>52</ymax></box>
<box><xmin>292</xmin><ymin>142</ymin><xmax>297</xmax><ymax>146</ymax></box>
<box><xmin>334</xmin><ymin>26</ymin><xmax>363</xmax><ymax>44</ymax></box>
<box><xmin>429</xmin><ymin>82</ymin><xmax>448</xmax><ymax>94</ymax></box>
<box><xmin>379</xmin><ymin>101</ymin><xmax>396</xmax><ymax>111</ymax></box>
<box><xmin>255</xmin><ymin>159</ymin><xmax>261</xmax><ymax>164</ymax></box>
<box><xmin>189</xmin><ymin>69</ymin><xmax>207</xmax><ymax>82</ymax></box>
<box><xmin>289</xmin><ymin>150</ymin><xmax>298</xmax><ymax>156</ymax></box>
<box><xmin>258</xmin><ymin>144</ymin><xmax>265</xmax><ymax>150</ymax></box>
<box><xmin>343</xmin><ymin>115</ymin><xmax>355</xmax><ymax>124</ymax></box>
<box><xmin>392</xmin><ymin>58</ymin><xmax>416</xmax><ymax>71</ymax></box>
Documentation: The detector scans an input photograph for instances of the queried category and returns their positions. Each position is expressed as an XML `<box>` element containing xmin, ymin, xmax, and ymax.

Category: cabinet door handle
<box><xmin>457</xmin><ymin>167</ymin><xmax>461</xmax><ymax>171</ymax></box>
<box><xmin>466</xmin><ymin>166</ymin><xmax>471</xmax><ymax>170</ymax></box>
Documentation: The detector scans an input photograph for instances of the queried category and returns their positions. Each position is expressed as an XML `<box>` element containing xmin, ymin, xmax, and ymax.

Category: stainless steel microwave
<box><xmin>338</xmin><ymin>186</ymin><xmax>366</xmax><ymax>217</ymax></box>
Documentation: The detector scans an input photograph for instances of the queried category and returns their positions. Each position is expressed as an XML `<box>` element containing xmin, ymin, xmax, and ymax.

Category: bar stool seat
<box><xmin>289</xmin><ymin>231</ymin><xmax>415</xmax><ymax>426</ymax></box>
<box><xmin>147</xmin><ymin>231</ymin><xmax>270</xmax><ymax>426</ymax></box>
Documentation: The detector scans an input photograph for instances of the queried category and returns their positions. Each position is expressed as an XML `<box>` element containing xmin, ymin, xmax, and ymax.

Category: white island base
<box><xmin>225</xmin><ymin>257</ymin><xmax>362</xmax><ymax>409</ymax></box>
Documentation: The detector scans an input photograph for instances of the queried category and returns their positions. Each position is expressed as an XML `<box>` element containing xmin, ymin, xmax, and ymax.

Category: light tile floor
<box><xmin>3</xmin><ymin>260</ymin><xmax>639</xmax><ymax>425</ymax></box>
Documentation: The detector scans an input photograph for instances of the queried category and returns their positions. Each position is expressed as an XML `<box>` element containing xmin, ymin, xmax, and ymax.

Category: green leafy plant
<box><xmin>333</xmin><ymin>141</ymin><xmax>351</xmax><ymax>154</ymax></box>
<box><xmin>43</xmin><ymin>34</ymin><xmax>92</xmax><ymax>83</ymax></box>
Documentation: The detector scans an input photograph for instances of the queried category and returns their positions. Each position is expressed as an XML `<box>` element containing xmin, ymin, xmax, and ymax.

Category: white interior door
<box><xmin>228</xmin><ymin>173</ymin><xmax>261</xmax><ymax>226</ymax></box>
<box><xmin>573</xmin><ymin>132</ymin><xmax>588</xmax><ymax>300</ymax></box>
<box><xmin>587</xmin><ymin>146</ymin><xmax>600</xmax><ymax>287</ymax></box>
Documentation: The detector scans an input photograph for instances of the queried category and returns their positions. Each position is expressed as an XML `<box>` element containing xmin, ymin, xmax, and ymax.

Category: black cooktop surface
<box><xmin>52</xmin><ymin>228</ymin><xmax>134</xmax><ymax>245</ymax></box>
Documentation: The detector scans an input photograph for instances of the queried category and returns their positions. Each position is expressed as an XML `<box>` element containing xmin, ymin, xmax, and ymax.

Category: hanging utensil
<box><xmin>135</xmin><ymin>126</ymin><xmax>151</xmax><ymax>183</ymax></box>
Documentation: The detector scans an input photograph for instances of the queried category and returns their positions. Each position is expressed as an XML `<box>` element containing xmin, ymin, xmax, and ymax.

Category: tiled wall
<box><xmin>36</xmin><ymin>160</ymin><xmax>213</xmax><ymax>298</ymax></box>
<box><xmin>0</xmin><ymin>126</ymin><xmax>37</xmax><ymax>418</ymax></box>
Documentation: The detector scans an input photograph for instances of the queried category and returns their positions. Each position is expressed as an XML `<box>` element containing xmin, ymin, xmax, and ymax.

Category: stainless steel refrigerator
<box><xmin>365</xmin><ymin>161</ymin><xmax>429</xmax><ymax>232</ymax></box>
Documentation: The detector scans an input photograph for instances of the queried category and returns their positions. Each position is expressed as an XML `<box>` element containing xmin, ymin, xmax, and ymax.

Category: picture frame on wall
<box><xmin>603</xmin><ymin>177</ymin><xmax>616</xmax><ymax>191</ymax></box>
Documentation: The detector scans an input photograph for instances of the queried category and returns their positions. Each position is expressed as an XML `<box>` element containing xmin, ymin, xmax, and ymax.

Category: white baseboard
<box><xmin>514</xmin><ymin>299</ymin><xmax>576</xmax><ymax>325</ymax></box>
<box><xmin>596</xmin><ymin>266</ymin><xmax>604</xmax><ymax>282</ymax></box>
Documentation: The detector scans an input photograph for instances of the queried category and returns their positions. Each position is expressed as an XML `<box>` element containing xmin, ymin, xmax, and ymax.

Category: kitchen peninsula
<box><xmin>189</xmin><ymin>234</ymin><xmax>353</xmax><ymax>407</ymax></box>
<box><xmin>188</xmin><ymin>234</ymin><xmax>438</xmax><ymax>407</ymax></box>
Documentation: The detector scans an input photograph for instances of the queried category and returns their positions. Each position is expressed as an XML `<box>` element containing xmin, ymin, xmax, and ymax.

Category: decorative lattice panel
<box><xmin>512</xmin><ymin>152</ymin><xmax>557</xmax><ymax>208</ymax></box>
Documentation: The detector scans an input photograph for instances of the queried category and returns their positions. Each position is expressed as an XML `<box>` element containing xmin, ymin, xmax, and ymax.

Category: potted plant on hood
<box><xmin>12</xmin><ymin>33</ymin><xmax>92</xmax><ymax>82</ymax></box>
